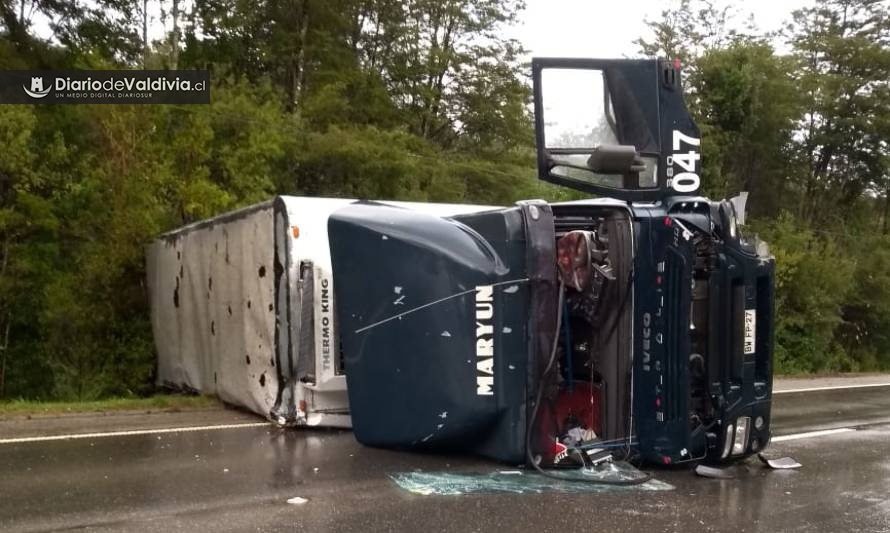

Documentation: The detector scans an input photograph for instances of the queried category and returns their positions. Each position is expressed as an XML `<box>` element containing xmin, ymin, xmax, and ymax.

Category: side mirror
<box><xmin>587</xmin><ymin>144</ymin><xmax>646</xmax><ymax>175</ymax></box>
<box><xmin>533</xmin><ymin>57</ymin><xmax>702</xmax><ymax>201</ymax></box>
<box><xmin>536</xmin><ymin>66</ymin><xmax>657</xmax><ymax>192</ymax></box>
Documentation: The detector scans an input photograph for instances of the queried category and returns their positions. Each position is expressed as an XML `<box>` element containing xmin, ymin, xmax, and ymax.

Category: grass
<box><xmin>0</xmin><ymin>394</ymin><xmax>221</xmax><ymax>417</ymax></box>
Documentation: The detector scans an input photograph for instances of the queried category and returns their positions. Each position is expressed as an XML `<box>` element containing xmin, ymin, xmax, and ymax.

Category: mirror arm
<box><xmin>545</xmin><ymin>158</ymin><xmax>599</xmax><ymax>173</ymax></box>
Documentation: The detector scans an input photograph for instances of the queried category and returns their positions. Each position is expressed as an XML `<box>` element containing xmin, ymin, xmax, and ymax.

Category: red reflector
<box><xmin>664</xmin><ymin>217</ymin><xmax>672</xmax><ymax>226</ymax></box>
<box><xmin>656</xmin><ymin>397</ymin><xmax>661</xmax><ymax>407</ymax></box>
<box><xmin>663</xmin><ymin>456</ymin><xmax>672</xmax><ymax>465</ymax></box>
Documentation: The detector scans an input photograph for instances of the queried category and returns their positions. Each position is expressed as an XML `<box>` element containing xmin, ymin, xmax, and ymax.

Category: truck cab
<box><xmin>329</xmin><ymin>57</ymin><xmax>775</xmax><ymax>466</ymax></box>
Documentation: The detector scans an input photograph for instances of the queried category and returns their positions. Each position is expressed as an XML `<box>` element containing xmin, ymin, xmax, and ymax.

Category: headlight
<box><xmin>732</xmin><ymin>417</ymin><xmax>750</xmax><ymax>456</ymax></box>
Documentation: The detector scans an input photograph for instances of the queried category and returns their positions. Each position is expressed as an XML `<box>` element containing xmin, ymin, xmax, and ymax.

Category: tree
<box><xmin>787</xmin><ymin>0</ymin><xmax>890</xmax><ymax>223</ymax></box>
<box><xmin>346</xmin><ymin>0</ymin><xmax>531</xmax><ymax>150</ymax></box>
<box><xmin>635</xmin><ymin>0</ymin><xmax>757</xmax><ymax>67</ymax></box>
<box><xmin>693</xmin><ymin>42</ymin><xmax>802</xmax><ymax>213</ymax></box>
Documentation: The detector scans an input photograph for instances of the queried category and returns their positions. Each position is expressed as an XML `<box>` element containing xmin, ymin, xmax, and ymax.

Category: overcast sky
<box><xmin>511</xmin><ymin>0</ymin><xmax>816</xmax><ymax>58</ymax></box>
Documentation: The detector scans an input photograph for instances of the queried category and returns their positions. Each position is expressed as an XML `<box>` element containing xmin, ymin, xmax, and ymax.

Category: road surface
<box><xmin>1</xmin><ymin>378</ymin><xmax>889</xmax><ymax>532</ymax></box>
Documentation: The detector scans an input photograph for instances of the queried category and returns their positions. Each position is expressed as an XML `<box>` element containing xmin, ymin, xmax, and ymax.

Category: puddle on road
<box><xmin>391</xmin><ymin>462</ymin><xmax>673</xmax><ymax>495</ymax></box>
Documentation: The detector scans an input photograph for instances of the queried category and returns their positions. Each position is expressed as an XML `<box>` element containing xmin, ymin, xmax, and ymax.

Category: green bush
<box><xmin>753</xmin><ymin>213</ymin><xmax>855</xmax><ymax>373</ymax></box>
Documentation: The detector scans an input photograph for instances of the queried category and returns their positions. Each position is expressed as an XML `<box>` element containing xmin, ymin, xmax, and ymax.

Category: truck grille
<box><xmin>664</xmin><ymin>249</ymin><xmax>687</xmax><ymax>421</ymax></box>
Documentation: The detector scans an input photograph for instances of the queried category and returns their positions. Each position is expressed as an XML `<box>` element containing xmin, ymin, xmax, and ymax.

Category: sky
<box><xmin>512</xmin><ymin>0</ymin><xmax>816</xmax><ymax>58</ymax></box>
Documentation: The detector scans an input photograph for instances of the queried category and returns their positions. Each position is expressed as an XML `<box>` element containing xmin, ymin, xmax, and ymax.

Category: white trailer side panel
<box><xmin>146</xmin><ymin>202</ymin><xmax>278</xmax><ymax>417</ymax></box>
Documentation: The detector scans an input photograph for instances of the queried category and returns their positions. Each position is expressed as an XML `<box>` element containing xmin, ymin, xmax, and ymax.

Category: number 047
<box><xmin>670</xmin><ymin>130</ymin><xmax>701</xmax><ymax>193</ymax></box>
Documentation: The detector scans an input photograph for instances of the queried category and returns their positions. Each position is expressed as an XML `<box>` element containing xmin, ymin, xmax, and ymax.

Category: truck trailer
<box><xmin>147</xmin><ymin>57</ymin><xmax>775</xmax><ymax>468</ymax></box>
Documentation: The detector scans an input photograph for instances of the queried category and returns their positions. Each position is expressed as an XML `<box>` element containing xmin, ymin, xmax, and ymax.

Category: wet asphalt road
<box><xmin>2</xmin><ymin>387</ymin><xmax>890</xmax><ymax>533</ymax></box>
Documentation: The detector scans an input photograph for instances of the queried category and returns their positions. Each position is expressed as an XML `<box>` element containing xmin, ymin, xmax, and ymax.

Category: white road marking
<box><xmin>0</xmin><ymin>422</ymin><xmax>271</xmax><ymax>445</ymax></box>
<box><xmin>771</xmin><ymin>428</ymin><xmax>855</xmax><ymax>443</ymax></box>
<box><xmin>774</xmin><ymin>382</ymin><xmax>890</xmax><ymax>394</ymax></box>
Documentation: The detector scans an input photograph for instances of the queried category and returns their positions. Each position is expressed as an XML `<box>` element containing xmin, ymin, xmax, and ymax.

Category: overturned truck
<box><xmin>147</xmin><ymin>57</ymin><xmax>775</xmax><ymax>468</ymax></box>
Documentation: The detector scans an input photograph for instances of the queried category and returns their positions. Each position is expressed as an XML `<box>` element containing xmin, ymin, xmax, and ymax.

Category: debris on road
<box><xmin>390</xmin><ymin>463</ymin><xmax>672</xmax><ymax>495</ymax></box>
<box><xmin>759</xmin><ymin>453</ymin><xmax>802</xmax><ymax>469</ymax></box>
<box><xmin>694</xmin><ymin>464</ymin><xmax>736</xmax><ymax>479</ymax></box>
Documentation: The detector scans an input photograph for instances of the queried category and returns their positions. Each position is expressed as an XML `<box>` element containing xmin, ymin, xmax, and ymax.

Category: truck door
<box><xmin>328</xmin><ymin>201</ymin><xmax>558</xmax><ymax>464</ymax></box>
<box><xmin>532</xmin><ymin>57</ymin><xmax>701</xmax><ymax>202</ymax></box>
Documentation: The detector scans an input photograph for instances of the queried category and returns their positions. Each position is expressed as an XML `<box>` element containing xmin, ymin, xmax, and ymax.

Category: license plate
<box><xmin>744</xmin><ymin>309</ymin><xmax>756</xmax><ymax>354</ymax></box>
